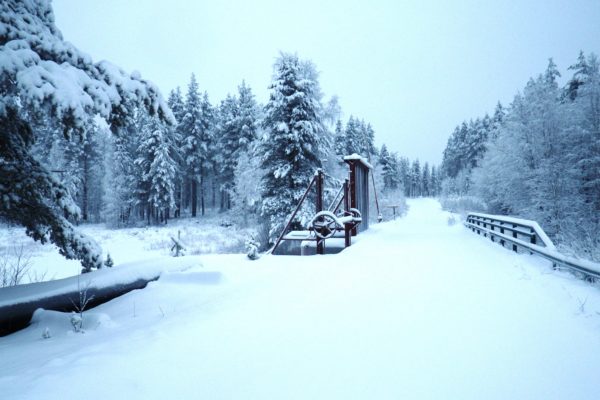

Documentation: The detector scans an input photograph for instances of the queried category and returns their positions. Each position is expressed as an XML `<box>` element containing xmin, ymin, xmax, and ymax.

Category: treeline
<box><xmin>378</xmin><ymin>145</ymin><xmax>441</xmax><ymax>198</ymax></box>
<box><xmin>441</xmin><ymin>52</ymin><xmax>600</xmax><ymax>260</ymax></box>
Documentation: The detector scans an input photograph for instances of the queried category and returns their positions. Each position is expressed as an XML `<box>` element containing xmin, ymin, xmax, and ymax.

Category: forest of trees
<box><xmin>3</xmin><ymin>0</ymin><xmax>431</xmax><ymax>270</ymax></box>
<box><xmin>441</xmin><ymin>53</ymin><xmax>600</xmax><ymax>261</ymax></box>
<box><xmin>30</xmin><ymin>54</ymin><xmax>438</xmax><ymax>246</ymax></box>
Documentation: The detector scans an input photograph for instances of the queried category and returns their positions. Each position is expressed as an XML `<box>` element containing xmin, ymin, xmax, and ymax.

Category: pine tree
<box><xmin>259</xmin><ymin>53</ymin><xmax>326</xmax><ymax>242</ymax></box>
<box><xmin>216</xmin><ymin>82</ymin><xmax>259</xmax><ymax>211</ymax></box>
<box><xmin>343</xmin><ymin>116</ymin><xmax>360</xmax><ymax>155</ymax></box>
<box><xmin>398</xmin><ymin>157</ymin><xmax>411</xmax><ymax>197</ymax></box>
<box><xmin>410</xmin><ymin>159</ymin><xmax>421</xmax><ymax>197</ymax></box>
<box><xmin>217</xmin><ymin>94</ymin><xmax>239</xmax><ymax>210</ymax></box>
<box><xmin>180</xmin><ymin>74</ymin><xmax>203</xmax><ymax>217</ymax></box>
<box><xmin>103</xmin><ymin>108</ymin><xmax>139</xmax><ymax>227</ymax></box>
<box><xmin>421</xmin><ymin>162</ymin><xmax>430</xmax><ymax>197</ymax></box>
<box><xmin>236</xmin><ymin>81</ymin><xmax>259</xmax><ymax>153</ymax></box>
<box><xmin>379</xmin><ymin>144</ymin><xmax>398</xmax><ymax>191</ymax></box>
<box><xmin>167</xmin><ymin>87</ymin><xmax>185</xmax><ymax>217</ymax></box>
<box><xmin>430</xmin><ymin>165</ymin><xmax>439</xmax><ymax>197</ymax></box>
<box><xmin>147</xmin><ymin>125</ymin><xmax>177</xmax><ymax>223</ymax></box>
<box><xmin>333</xmin><ymin>119</ymin><xmax>346</xmax><ymax>157</ymax></box>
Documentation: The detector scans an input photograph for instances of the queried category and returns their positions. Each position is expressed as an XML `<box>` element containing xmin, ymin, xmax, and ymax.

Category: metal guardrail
<box><xmin>465</xmin><ymin>212</ymin><xmax>600</xmax><ymax>280</ymax></box>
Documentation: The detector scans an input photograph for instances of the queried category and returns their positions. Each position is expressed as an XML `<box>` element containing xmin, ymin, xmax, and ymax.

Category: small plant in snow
<box><xmin>577</xmin><ymin>297</ymin><xmax>588</xmax><ymax>314</ymax></box>
<box><xmin>42</xmin><ymin>327</ymin><xmax>51</xmax><ymax>339</ymax></box>
<box><xmin>104</xmin><ymin>253</ymin><xmax>114</xmax><ymax>268</ymax></box>
<box><xmin>70</xmin><ymin>275</ymin><xmax>94</xmax><ymax>332</ymax></box>
<box><xmin>246</xmin><ymin>236</ymin><xmax>260</xmax><ymax>260</ymax></box>
<box><xmin>0</xmin><ymin>245</ymin><xmax>33</xmax><ymax>287</ymax></box>
<box><xmin>447</xmin><ymin>215</ymin><xmax>457</xmax><ymax>226</ymax></box>
<box><xmin>219</xmin><ymin>219</ymin><xmax>234</xmax><ymax>228</ymax></box>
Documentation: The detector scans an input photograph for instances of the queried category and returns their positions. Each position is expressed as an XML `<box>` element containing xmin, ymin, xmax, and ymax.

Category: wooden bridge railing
<box><xmin>465</xmin><ymin>212</ymin><xmax>600</xmax><ymax>280</ymax></box>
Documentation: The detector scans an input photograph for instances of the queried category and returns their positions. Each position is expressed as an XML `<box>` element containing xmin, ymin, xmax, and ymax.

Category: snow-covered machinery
<box><xmin>310</xmin><ymin>208</ymin><xmax>362</xmax><ymax>240</ymax></box>
<box><xmin>271</xmin><ymin>154</ymin><xmax>379</xmax><ymax>255</ymax></box>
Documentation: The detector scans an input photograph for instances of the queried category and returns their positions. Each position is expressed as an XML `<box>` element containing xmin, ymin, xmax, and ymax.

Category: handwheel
<box><xmin>349</xmin><ymin>208</ymin><xmax>362</xmax><ymax>222</ymax></box>
<box><xmin>311</xmin><ymin>211</ymin><xmax>340</xmax><ymax>239</ymax></box>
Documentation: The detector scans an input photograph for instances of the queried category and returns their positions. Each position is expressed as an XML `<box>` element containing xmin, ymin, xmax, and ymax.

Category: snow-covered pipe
<box><xmin>0</xmin><ymin>265</ymin><xmax>162</xmax><ymax>336</ymax></box>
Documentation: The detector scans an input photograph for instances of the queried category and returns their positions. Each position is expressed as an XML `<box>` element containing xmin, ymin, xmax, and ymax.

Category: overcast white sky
<box><xmin>52</xmin><ymin>0</ymin><xmax>600</xmax><ymax>165</ymax></box>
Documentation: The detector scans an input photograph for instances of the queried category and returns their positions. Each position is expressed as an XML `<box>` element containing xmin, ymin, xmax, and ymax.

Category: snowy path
<box><xmin>2</xmin><ymin>199</ymin><xmax>600</xmax><ymax>399</ymax></box>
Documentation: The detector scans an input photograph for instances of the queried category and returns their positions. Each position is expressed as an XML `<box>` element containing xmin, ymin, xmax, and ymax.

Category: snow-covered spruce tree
<box><xmin>259</xmin><ymin>53</ymin><xmax>327</xmax><ymax>243</ymax></box>
<box><xmin>167</xmin><ymin>87</ymin><xmax>186</xmax><ymax>218</ymax></box>
<box><xmin>410</xmin><ymin>159</ymin><xmax>421</xmax><ymax>197</ymax></box>
<box><xmin>342</xmin><ymin>116</ymin><xmax>360</xmax><ymax>155</ymax></box>
<box><xmin>180</xmin><ymin>74</ymin><xmax>203</xmax><ymax>217</ymax></box>
<box><xmin>421</xmin><ymin>162</ymin><xmax>430</xmax><ymax>197</ymax></box>
<box><xmin>234</xmin><ymin>145</ymin><xmax>263</xmax><ymax>227</ymax></box>
<box><xmin>146</xmin><ymin>123</ymin><xmax>177</xmax><ymax>223</ymax></box>
<box><xmin>379</xmin><ymin>144</ymin><xmax>398</xmax><ymax>192</ymax></box>
<box><xmin>397</xmin><ymin>156</ymin><xmax>411</xmax><ymax>197</ymax></box>
<box><xmin>179</xmin><ymin>76</ymin><xmax>215</xmax><ymax>217</ymax></box>
<box><xmin>103</xmin><ymin>106</ymin><xmax>139</xmax><ymax>227</ymax></box>
<box><xmin>430</xmin><ymin>165</ymin><xmax>440</xmax><ymax>197</ymax></box>
<box><xmin>0</xmin><ymin>0</ymin><xmax>173</xmax><ymax>271</ymax></box>
<box><xmin>339</xmin><ymin>116</ymin><xmax>375</xmax><ymax>160</ymax></box>
<box><xmin>135</xmin><ymin>113</ymin><xmax>177</xmax><ymax>224</ymax></box>
<box><xmin>333</xmin><ymin>119</ymin><xmax>346</xmax><ymax>157</ymax></box>
<box><xmin>236</xmin><ymin>81</ymin><xmax>259</xmax><ymax>152</ymax></box>
<box><xmin>217</xmin><ymin>82</ymin><xmax>260</xmax><ymax>211</ymax></box>
<box><xmin>199</xmin><ymin>92</ymin><xmax>216</xmax><ymax>213</ymax></box>
<box><xmin>216</xmin><ymin>94</ymin><xmax>239</xmax><ymax>210</ymax></box>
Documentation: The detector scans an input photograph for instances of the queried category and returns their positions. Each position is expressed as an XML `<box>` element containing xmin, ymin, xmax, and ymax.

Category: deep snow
<box><xmin>0</xmin><ymin>213</ymin><xmax>257</xmax><ymax>284</ymax></box>
<box><xmin>1</xmin><ymin>198</ymin><xmax>599</xmax><ymax>399</ymax></box>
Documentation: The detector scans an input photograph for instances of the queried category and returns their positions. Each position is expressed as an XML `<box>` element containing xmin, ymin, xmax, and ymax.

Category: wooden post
<box><xmin>316</xmin><ymin>169</ymin><xmax>324</xmax><ymax>255</ymax></box>
<box><xmin>348</xmin><ymin>162</ymin><xmax>358</xmax><ymax>236</ymax></box>
<box><xmin>343</xmin><ymin>179</ymin><xmax>351</xmax><ymax>248</ymax></box>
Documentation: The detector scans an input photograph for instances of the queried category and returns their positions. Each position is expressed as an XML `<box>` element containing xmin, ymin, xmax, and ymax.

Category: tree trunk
<box><xmin>82</xmin><ymin>154</ymin><xmax>88</xmax><ymax>221</ymax></box>
<box><xmin>191</xmin><ymin>179</ymin><xmax>197</xmax><ymax>217</ymax></box>
<box><xmin>212</xmin><ymin>179</ymin><xmax>216</xmax><ymax>208</ymax></box>
<box><xmin>201</xmin><ymin>178</ymin><xmax>205</xmax><ymax>216</ymax></box>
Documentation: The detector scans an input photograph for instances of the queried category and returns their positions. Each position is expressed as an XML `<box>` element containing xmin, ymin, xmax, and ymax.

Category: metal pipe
<box><xmin>270</xmin><ymin>174</ymin><xmax>317</xmax><ymax>255</ymax></box>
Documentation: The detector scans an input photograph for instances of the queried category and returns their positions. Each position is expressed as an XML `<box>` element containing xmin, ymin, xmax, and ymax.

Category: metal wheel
<box><xmin>349</xmin><ymin>208</ymin><xmax>362</xmax><ymax>222</ymax></box>
<box><xmin>311</xmin><ymin>211</ymin><xmax>340</xmax><ymax>239</ymax></box>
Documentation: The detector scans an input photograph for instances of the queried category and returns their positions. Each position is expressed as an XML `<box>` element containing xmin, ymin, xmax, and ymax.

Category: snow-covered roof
<box><xmin>343</xmin><ymin>153</ymin><xmax>373</xmax><ymax>169</ymax></box>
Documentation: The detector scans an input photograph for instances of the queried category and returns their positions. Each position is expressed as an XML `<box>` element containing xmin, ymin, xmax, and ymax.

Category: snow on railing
<box><xmin>465</xmin><ymin>212</ymin><xmax>600</xmax><ymax>280</ymax></box>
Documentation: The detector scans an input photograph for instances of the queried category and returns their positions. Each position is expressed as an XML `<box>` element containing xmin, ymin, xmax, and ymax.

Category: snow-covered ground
<box><xmin>2</xmin><ymin>198</ymin><xmax>600</xmax><ymax>399</ymax></box>
<box><xmin>0</xmin><ymin>213</ymin><xmax>256</xmax><ymax>283</ymax></box>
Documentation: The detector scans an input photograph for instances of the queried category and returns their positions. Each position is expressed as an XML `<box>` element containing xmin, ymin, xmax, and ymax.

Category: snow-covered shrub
<box><xmin>219</xmin><ymin>219</ymin><xmax>234</xmax><ymax>228</ymax></box>
<box><xmin>439</xmin><ymin>196</ymin><xmax>487</xmax><ymax>217</ymax></box>
<box><xmin>246</xmin><ymin>236</ymin><xmax>260</xmax><ymax>260</ymax></box>
<box><xmin>104</xmin><ymin>253</ymin><xmax>114</xmax><ymax>268</ymax></box>
<box><xmin>70</xmin><ymin>314</ymin><xmax>83</xmax><ymax>333</ymax></box>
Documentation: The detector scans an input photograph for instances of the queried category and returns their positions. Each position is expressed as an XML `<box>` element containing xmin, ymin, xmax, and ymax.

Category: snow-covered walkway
<box><xmin>2</xmin><ymin>198</ymin><xmax>600</xmax><ymax>399</ymax></box>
